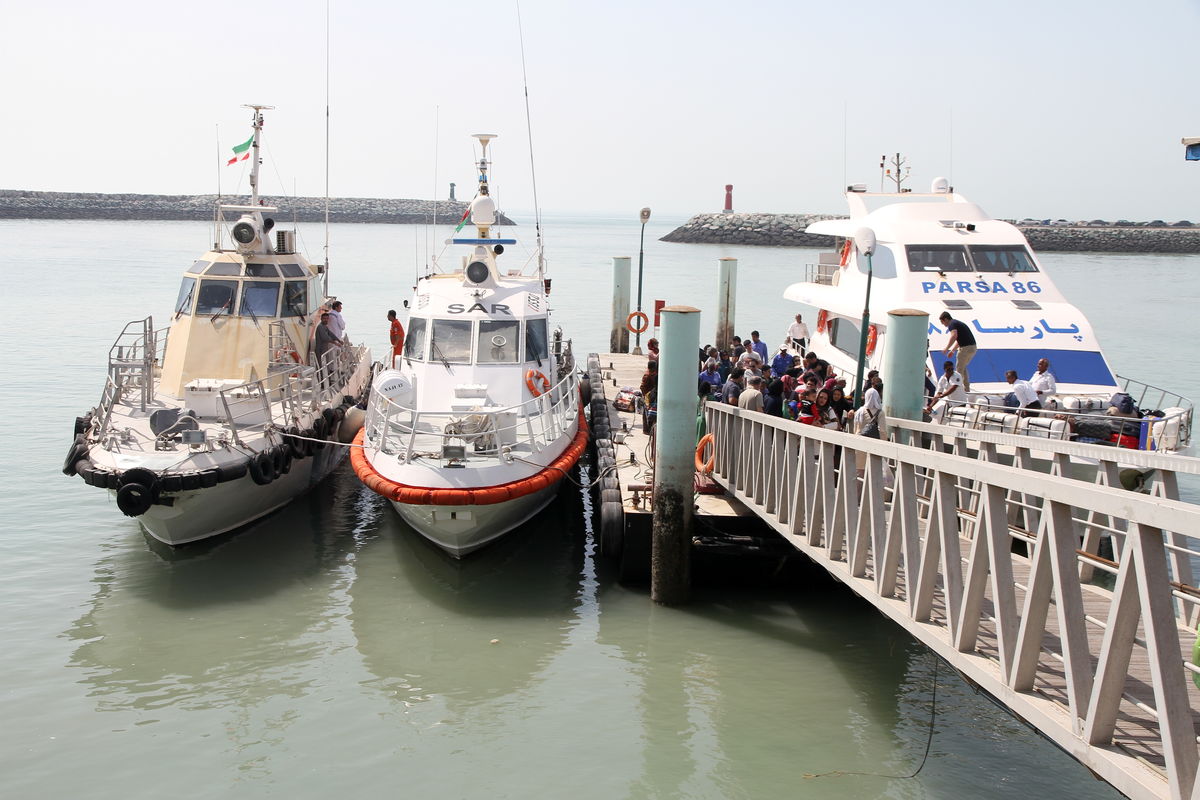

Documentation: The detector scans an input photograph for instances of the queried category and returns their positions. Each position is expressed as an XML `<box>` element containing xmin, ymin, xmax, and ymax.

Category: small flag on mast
<box><xmin>226</xmin><ymin>135</ymin><xmax>254</xmax><ymax>166</ymax></box>
<box><xmin>453</xmin><ymin>207</ymin><xmax>471</xmax><ymax>233</ymax></box>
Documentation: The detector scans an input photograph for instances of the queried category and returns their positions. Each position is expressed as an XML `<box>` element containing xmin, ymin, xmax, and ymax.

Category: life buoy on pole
<box><xmin>816</xmin><ymin>309</ymin><xmax>829</xmax><ymax>335</ymax></box>
<box><xmin>839</xmin><ymin>239</ymin><xmax>853</xmax><ymax>267</ymax></box>
<box><xmin>694</xmin><ymin>433</ymin><xmax>715</xmax><ymax>475</ymax></box>
<box><xmin>626</xmin><ymin>311</ymin><xmax>649</xmax><ymax>335</ymax></box>
<box><xmin>865</xmin><ymin>324</ymin><xmax>878</xmax><ymax>356</ymax></box>
<box><xmin>525</xmin><ymin>369</ymin><xmax>551</xmax><ymax>397</ymax></box>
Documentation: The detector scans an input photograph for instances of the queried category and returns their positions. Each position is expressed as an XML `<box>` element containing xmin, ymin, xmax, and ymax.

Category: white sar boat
<box><xmin>785</xmin><ymin>178</ymin><xmax>1192</xmax><ymax>453</ymax></box>
<box><xmin>352</xmin><ymin>134</ymin><xmax>586</xmax><ymax>557</ymax></box>
<box><xmin>63</xmin><ymin>106</ymin><xmax>372</xmax><ymax>545</ymax></box>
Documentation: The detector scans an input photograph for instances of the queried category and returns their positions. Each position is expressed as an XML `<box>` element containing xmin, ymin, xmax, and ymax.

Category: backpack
<box><xmin>1109</xmin><ymin>392</ymin><xmax>1137</xmax><ymax>416</ymax></box>
<box><xmin>613</xmin><ymin>388</ymin><xmax>640</xmax><ymax>413</ymax></box>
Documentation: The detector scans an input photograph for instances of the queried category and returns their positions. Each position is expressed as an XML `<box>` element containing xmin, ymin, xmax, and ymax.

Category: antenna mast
<box><xmin>242</xmin><ymin>104</ymin><xmax>273</xmax><ymax>207</ymax></box>
<box><xmin>323</xmin><ymin>0</ymin><xmax>331</xmax><ymax>297</ymax></box>
<box><xmin>516</xmin><ymin>1</ymin><xmax>544</xmax><ymax>281</ymax></box>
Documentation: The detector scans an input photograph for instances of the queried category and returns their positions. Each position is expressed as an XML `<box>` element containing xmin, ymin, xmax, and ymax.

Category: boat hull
<box><xmin>121</xmin><ymin>444</ymin><xmax>349</xmax><ymax>546</ymax></box>
<box><xmin>391</xmin><ymin>484</ymin><xmax>560</xmax><ymax>558</ymax></box>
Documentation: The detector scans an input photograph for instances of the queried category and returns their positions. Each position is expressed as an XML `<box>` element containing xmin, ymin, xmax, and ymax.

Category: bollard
<box><xmin>651</xmin><ymin>305</ymin><xmax>700</xmax><ymax>606</ymax></box>
<box><xmin>880</xmin><ymin>308</ymin><xmax>929</xmax><ymax>425</ymax></box>
<box><xmin>610</xmin><ymin>256</ymin><xmax>631</xmax><ymax>353</ymax></box>
<box><xmin>715</xmin><ymin>258</ymin><xmax>737</xmax><ymax>352</ymax></box>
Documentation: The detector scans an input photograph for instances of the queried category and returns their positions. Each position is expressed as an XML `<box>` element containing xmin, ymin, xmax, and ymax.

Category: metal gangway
<box><xmin>703</xmin><ymin>402</ymin><xmax>1200</xmax><ymax>800</ymax></box>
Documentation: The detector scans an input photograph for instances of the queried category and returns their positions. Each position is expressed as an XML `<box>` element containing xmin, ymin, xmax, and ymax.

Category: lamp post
<box><xmin>852</xmin><ymin>226</ymin><xmax>877</xmax><ymax>411</ymax></box>
<box><xmin>633</xmin><ymin>206</ymin><xmax>651</xmax><ymax>355</ymax></box>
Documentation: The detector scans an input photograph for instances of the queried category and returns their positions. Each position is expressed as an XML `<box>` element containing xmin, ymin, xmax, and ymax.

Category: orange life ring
<box><xmin>816</xmin><ymin>309</ymin><xmax>829</xmax><ymax>335</ymax></box>
<box><xmin>694</xmin><ymin>433</ymin><xmax>715</xmax><ymax>475</ymax></box>
<box><xmin>626</xmin><ymin>311</ymin><xmax>649</xmax><ymax>334</ymax></box>
<box><xmin>839</xmin><ymin>239</ymin><xmax>852</xmax><ymax>267</ymax></box>
<box><xmin>865</xmin><ymin>324</ymin><xmax>878</xmax><ymax>356</ymax></box>
<box><xmin>526</xmin><ymin>369</ymin><xmax>551</xmax><ymax>397</ymax></box>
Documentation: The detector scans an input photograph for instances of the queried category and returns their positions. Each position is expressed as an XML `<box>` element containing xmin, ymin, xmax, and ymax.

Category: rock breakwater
<box><xmin>663</xmin><ymin>212</ymin><xmax>1200</xmax><ymax>254</ymax></box>
<box><xmin>0</xmin><ymin>190</ymin><xmax>514</xmax><ymax>225</ymax></box>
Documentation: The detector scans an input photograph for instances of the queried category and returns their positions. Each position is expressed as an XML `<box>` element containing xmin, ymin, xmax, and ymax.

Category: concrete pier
<box><xmin>880</xmin><ymin>308</ymin><xmax>929</xmax><ymax>423</ymax></box>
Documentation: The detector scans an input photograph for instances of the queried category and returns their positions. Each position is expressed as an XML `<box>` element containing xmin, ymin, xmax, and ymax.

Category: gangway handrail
<box><xmin>704</xmin><ymin>401</ymin><xmax>1200</xmax><ymax>800</ymax></box>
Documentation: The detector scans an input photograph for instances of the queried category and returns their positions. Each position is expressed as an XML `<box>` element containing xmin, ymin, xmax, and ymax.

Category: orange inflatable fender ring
<box><xmin>351</xmin><ymin>397</ymin><xmax>589</xmax><ymax>506</ymax></box>
<box><xmin>626</xmin><ymin>311</ymin><xmax>649</xmax><ymax>334</ymax></box>
<box><xmin>816</xmin><ymin>309</ymin><xmax>829</xmax><ymax>335</ymax></box>
<box><xmin>694</xmin><ymin>433</ymin><xmax>715</xmax><ymax>475</ymax></box>
<box><xmin>526</xmin><ymin>369</ymin><xmax>551</xmax><ymax>397</ymax></box>
<box><xmin>865</xmin><ymin>324</ymin><xmax>878</xmax><ymax>356</ymax></box>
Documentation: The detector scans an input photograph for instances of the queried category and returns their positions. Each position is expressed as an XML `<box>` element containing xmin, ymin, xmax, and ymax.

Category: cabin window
<box><xmin>828</xmin><ymin>317</ymin><xmax>861</xmax><ymax>360</ymax></box>
<box><xmin>525</xmin><ymin>318</ymin><xmax>549</xmax><ymax>361</ymax></box>
<box><xmin>205</xmin><ymin>262</ymin><xmax>242</xmax><ymax>276</ymax></box>
<box><xmin>906</xmin><ymin>245</ymin><xmax>971</xmax><ymax>272</ymax></box>
<box><xmin>404</xmin><ymin>318</ymin><xmax>427</xmax><ymax>361</ymax></box>
<box><xmin>188</xmin><ymin>260</ymin><xmax>210</xmax><ymax>275</ymax></box>
<box><xmin>477</xmin><ymin>319</ymin><xmax>520</xmax><ymax>363</ymax></box>
<box><xmin>279</xmin><ymin>263</ymin><xmax>305</xmax><ymax>278</ymax></box>
<box><xmin>282</xmin><ymin>281</ymin><xmax>307</xmax><ymax>318</ymax></box>
<box><xmin>246</xmin><ymin>262</ymin><xmax>279</xmax><ymax>277</ymax></box>
<box><xmin>174</xmin><ymin>277</ymin><xmax>196</xmax><ymax>316</ymax></box>
<box><xmin>967</xmin><ymin>245</ymin><xmax>1038</xmax><ymax>273</ymax></box>
<box><xmin>195</xmin><ymin>280</ymin><xmax>238</xmax><ymax>315</ymax></box>
<box><xmin>430</xmin><ymin>319</ymin><xmax>473</xmax><ymax>364</ymax></box>
<box><xmin>240</xmin><ymin>281</ymin><xmax>280</xmax><ymax>318</ymax></box>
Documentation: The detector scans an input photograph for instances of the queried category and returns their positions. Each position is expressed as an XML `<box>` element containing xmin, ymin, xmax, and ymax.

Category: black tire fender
<box><xmin>63</xmin><ymin>434</ymin><xmax>89</xmax><ymax>476</ymax></box>
<box><xmin>116</xmin><ymin>482</ymin><xmax>155</xmax><ymax>517</ymax></box>
<box><xmin>249</xmin><ymin>451</ymin><xmax>275</xmax><ymax>485</ymax></box>
<box><xmin>286</xmin><ymin>426</ymin><xmax>306</xmax><ymax>459</ymax></box>
<box><xmin>216</xmin><ymin>461</ymin><xmax>249</xmax><ymax>483</ymax></box>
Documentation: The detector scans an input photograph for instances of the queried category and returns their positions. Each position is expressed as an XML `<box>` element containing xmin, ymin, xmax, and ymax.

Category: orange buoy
<box><xmin>626</xmin><ymin>311</ymin><xmax>649</xmax><ymax>334</ymax></box>
<box><xmin>525</xmin><ymin>369</ymin><xmax>551</xmax><ymax>397</ymax></box>
<box><xmin>694</xmin><ymin>433</ymin><xmax>715</xmax><ymax>475</ymax></box>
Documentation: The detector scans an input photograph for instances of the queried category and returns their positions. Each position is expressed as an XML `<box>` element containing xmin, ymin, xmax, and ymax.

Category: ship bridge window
<box><xmin>187</xmin><ymin>260</ymin><xmax>210</xmax><ymax>275</ymax></box>
<box><xmin>205</xmin><ymin>262</ymin><xmax>242</xmax><ymax>276</ymax></box>
<box><xmin>525</xmin><ymin>318</ymin><xmax>549</xmax><ymax>362</ymax></box>
<box><xmin>240</xmin><ymin>281</ymin><xmax>280</xmax><ymax>318</ymax></box>
<box><xmin>279</xmin><ymin>263</ymin><xmax>305</xmax><ymax>278</ymax></box>
<box><xmin>282</xmin><ymin>281</ymin><xmax>308</xmax><ymax>318</ymax></box>
<box><xmin>477</xmin><ymin>319</ymin><xmax>520</xmax><ymax>363</ymax></box>
<box><xmin>195</xmin><ymin>280</ymin><xmax>238</xmax><ymax>315</ymax></box>
<box><xmin>404</xmin><ymin>318</ymin><xmax>427</xmax><ymax>361</ymax></box>
<box><xmin>246</xmin><ymin>263</ymin><xmax>279</xmax><ymax>277</ymax></box>
<box><xmin>431</xmin><ymin>319</ymin><xmax>472</xmax><ymax>364</ymax></box>
<box><xmin>174</xmin><ymin>277</ymin><xmax>196</xmax><ymax>316</ymax></box>
<box><xmin>967</xmin><ymin>245</ymin><xmax>1038</xmax><ymax>273</ymax></box>
<box><xmin>906</xmin><ymin>245</ymin><xmax>971</xmax><ymax>272</ymax></box>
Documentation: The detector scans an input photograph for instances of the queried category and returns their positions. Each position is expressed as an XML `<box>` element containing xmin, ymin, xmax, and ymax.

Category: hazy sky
<box><xmin>3</xmin><ymin>0</ymin><xmax>1198</xmax><ymax>220</ymax></box>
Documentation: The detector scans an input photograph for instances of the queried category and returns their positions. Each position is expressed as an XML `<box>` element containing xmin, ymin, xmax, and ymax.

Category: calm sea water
<box><xmin>5</xmin><ymin>211</ymin><xmax>1193</xmax><ymax>798</ymax></box>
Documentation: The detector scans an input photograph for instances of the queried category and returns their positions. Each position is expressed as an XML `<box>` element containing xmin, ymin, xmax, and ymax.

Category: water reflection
<box><xmin>349</xmin><ymin>484</ymin><xmax>586</xmax><ymax>710</ymax></box>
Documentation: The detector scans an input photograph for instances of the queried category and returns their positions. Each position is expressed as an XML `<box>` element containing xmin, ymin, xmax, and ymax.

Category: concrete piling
<box><xmin>715</xmin><ymin>258</ymin><xmax>737</xmax><ymax>350</ymax></box>
<box><xmin>651</xmin><ymin>305</ymin><xmax>701</xmax><ymax>605</ymax></box>
<box><xmin>880</xmin><ymin>308</ymin><xmax>929</xmax><ymax>423</ymax></box>
<box><xmin>610</xmin><ymin>256</ymin><xmax>631</xmax><ymax>353</ymax></box>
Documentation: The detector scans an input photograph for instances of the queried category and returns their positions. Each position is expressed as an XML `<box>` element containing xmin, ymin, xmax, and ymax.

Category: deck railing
<box><xmin>363</xmin><ymin>361</ymin><xmax>580</xmax><ymax>466</ymax></box>
<box><xmin>704</xmin><ymin>401</ymin><xmax>1200</xmax><ymax>800</ymax></box>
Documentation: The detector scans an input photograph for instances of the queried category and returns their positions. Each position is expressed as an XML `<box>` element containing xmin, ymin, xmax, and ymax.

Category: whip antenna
<box><xmin>323</xmin><ymin>0</ymin><xmax>331</xmax><ymax>297</ymax></box>
<box><xmin>516</xmin><ymin>1</ymin><xmax>544</xmax><ymax>280</ymax></box>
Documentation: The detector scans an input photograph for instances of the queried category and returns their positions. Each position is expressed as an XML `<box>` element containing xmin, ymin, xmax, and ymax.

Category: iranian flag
<box><xmin>226</xmin><ymin>135</ymin><xmax>253</xmax><ymax>166</ymax></box>
<box><xmin>453</xmin><ymin>207</ymin><xmax>471</xmax><ymax>233</ymax></box>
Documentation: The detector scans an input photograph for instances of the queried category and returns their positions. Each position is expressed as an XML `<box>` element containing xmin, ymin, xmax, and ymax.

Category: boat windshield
<box><xmin>477</xmin><ymin>319</ymin><xmax>520</xmax><ymax>363</ymax></box>
<box><xmin>431</xmin><ymin>319</ymin><xmax>472</xmax><ymax>363</ymax></box>
<box><xmin>404</xmin><ymin>318</ymin><xmax>427</xmax><ymax>361</ymax></box>
<box><xmin>967</xmin><ymin>245</ymin><xmax>1038</xmax><ymax>273</ymax></box>
<box><xmin>240</xmin><ymin>281</ymin><xmax>280</xmax><ymax>317</ymax></box>
<box><xmin>195</xmin><ymin>280</ymin><xmax>238</xmax><ymax>315</ymax></box>
<box><xmin>907</xmin><ymin>245</ymin><xmax>1039</xmax><ymax>273</ymax></box>
<box><xmin>525</xmin><ymin>318</ymin><xmax>549</xmax><ymax>361</ymax></box>
<box><xmin>174</xmin><ymin>277</ymin><xmax>196</xmax><ymax>316</ymax></box>
<box><xmin>828</xmin><ymin>317</ymin><xmax>861</xmax><ymax>360</ymax></box>
<box><xmin>282</xmin><ymin>281</ymin><xmax>307</xmax><ymax>318</ymax></box>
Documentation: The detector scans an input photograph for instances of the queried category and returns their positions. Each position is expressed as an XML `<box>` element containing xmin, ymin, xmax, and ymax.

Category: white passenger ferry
<box><xmin>785</xmin><ymin>179</ymin><xmax>1192</xmax><ymax>453</ymax></box>
<box><xmin>352</xmin><ymin>134</ymin><xmax>585</xmax><ymax>557</ymax></box>
<box><xmin>63</xmin><ymin>106</ymin><xmax>372</xmax><ymax>544</ymax></box>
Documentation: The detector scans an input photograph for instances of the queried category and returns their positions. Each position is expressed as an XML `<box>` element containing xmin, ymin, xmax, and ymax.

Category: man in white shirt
<box><xmin>786</xmin><ymin>313</ymin><xmax>811</xmax><ymax>355</ymax></box>
<box><xmin>926</xmin><ymin>360</ymin><xmax>966</xmax><ymax>423</ymax></box>
<box><xmin>1006</xmin><ymin>370</ymin><xmax>1041</xmax><ymax>415</ymax></box>
<box><xmin>1029</xmin><ymin>358</ymin><xmax>1057</xmax><ymax>407</ymax></box>
<box><xmin>328</xmin><ymin>300</ymin><xmax>347</xmax><ymax>342</ymax></box>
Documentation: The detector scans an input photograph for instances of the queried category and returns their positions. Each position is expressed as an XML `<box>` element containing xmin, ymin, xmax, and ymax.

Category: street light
<box><xmin>633</xmin><ymin>206</ymin><xmax>651</xmax><ymax>355</ymax></box>
<box><xmin>851</xmin><ymin>226</ymin><xmax>877</xmax><ymax>411</ymax></box>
